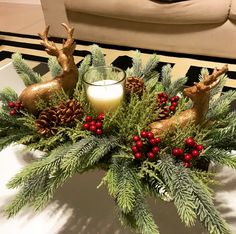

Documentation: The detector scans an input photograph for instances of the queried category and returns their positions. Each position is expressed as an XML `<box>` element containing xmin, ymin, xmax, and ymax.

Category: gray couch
<box><xmin>40</xmin><ymin>0</ymin><xmax>236</xmax><ymax>58</ymax></box>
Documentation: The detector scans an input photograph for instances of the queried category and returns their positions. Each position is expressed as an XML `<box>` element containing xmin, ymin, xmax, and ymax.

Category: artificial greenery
<box><xmin>0</xmin><ymin>46</ymin><xmax>236</xmax><ymax>234</ymax></box>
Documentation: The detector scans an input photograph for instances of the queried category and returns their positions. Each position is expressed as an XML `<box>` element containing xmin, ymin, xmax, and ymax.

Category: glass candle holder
<box><xmin>82</xmin><ymin>66</ymin><xmax>126</xmax><ymax>113</ymax></box>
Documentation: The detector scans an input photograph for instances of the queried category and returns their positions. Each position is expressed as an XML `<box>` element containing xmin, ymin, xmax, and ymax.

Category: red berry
<box><xmin>8</xmin><ymin>101</ymin><xmax>15</xmax><ymax>108</ymax></box>
<box><xmin>147</xmin><ymin>152</ymin><xmax>155</xmax><ymax>160</ymax></box>
<box><xmin>152</xmin><ymin>146</ymin><xmax>160</xmax><ymax>154</ymax></box>
<box><xmin>160</xmin><ymin>97</ymin><xmax>167</xmax><ymax>103</ymax></box>
<box><xmin>15</xmin><ymin>102</ymin><xmax>22</xmax><ymax>110</ymax></box>
<box><xmin>89</xmin><ymin>125</ymin><xmax>97</xmax><ymax>132</ymax></box>
<box><xmin>89</xmin><ymin>120</ymin><xmax>96</xmax><ymax>126</ymax></box>
<box><xmin>191</xmin><ymin>149</ymin><xmax>199</xmax><ymax>157</ymax></box>
<box><xmin>147</xmin><ymin>132</ymin><xmax>154</xmax><ymax>139</ymax></box>
<box><xmin>177</xmin><ymin>148</ymin><xmax>184</xmax><ymax>156</ymax></box>
<box><xmin>196</xmin><ymin>144</ymin><xmax>204</xmax><ymax>151</ymax></box>
<box><xmin>136</xmin><ymin>140</ymin><xmax>143</xmax><ymax>148</ymax></box>
<box><xmin>172</xmin><ymin>148</ymin><xmax>179</xmax><ymax>156</ymax></box>
<box><xmin>83</xmin><ymin>123</ymin><xmax>90</xmax><ymax>130</ymax></box>
<box><xmin>9</xmin><ymin>109</ymin><xmax>17</xmax><ymax>116</ymax></box>
<box><xmin>95</xmin><ymin>121</ymin><xmax>103</xmax><ymax>129</ymax></box>
<box><xmin>96</xmin><ymin>129</ymin><xmax>103</xmax><ymax>135</ymax></box>
<box><xmin>133</xmin><ymin>135</ymin><xmax>140</xmax><ymax>142</ymax></box>
<box><xmin>171</xmin><ymin>101</ymin><xmax>178</xmax><ymax>107</ymax></box>
<box><xmin>158</xmin><ymin>92</ymin><xmax>164</xmax><ymax>98</ymax></box>
<box><xmin>185</xmin><ymin>137</ymin><xmax>196</xmax><ymax>147</ymax></box>
<box><xmin>135</xmin><ymin>152</ymin><xmax>142</xmax><ymax>159</ymax></box>
<box><xmin>170</xmin><ymin>97</ymin><xmax>175</xmax><ymax>102</ymax></box>
<box><xmin>183</xmin><ymin>162</ymin><xmax>191</xmax><ymax>168</ymax></box>
<box><xmin>97</xmin><ymin>113</ymin><xmax>105</xmax><ymax>121</ymax></box>
<box><xmin>132</xmin><ymin>146</ymin><xmax>139</xmax><ymax>153</ymax></box>
<box><xmin>174</xmin><ymin>95</ymin><xmax>180</xmax><ymax>101</ymax></box>
<box><xmin>169</xmin><ymin>105</ymin><xmax>176</xmax><ymax>112</ymax></box>
<box><xmin>163</xmin><ymin>93</ymin><xmax>168</xmax><ymax>99</ymax></box>
<box><xmin>184</xmin><ymin>153</ymin><xmax>192</xmax><ymax>162</ymax></box>
<box><xmin>149</xmin><ymin>138</ymin><xmax>156</xmax><ymax>145</ymax></box>
<box><xmin>154</xmin><ymin>137</ymin><xmax>161</xmax><ymax>144</ymax></box>
<box><xmin>85</xmin><ymin>116</ymin><xmax>93</xmax><ymax>122</ymax></box>
<box><xmin>140</xmin><ymin>131</ymin><xmax>147</xmax><ymax>138</ymax></box>
<box><xmin>172</xmin><ymin>148</ymin><xmax>184</xmax><ymax>157</ymax></box>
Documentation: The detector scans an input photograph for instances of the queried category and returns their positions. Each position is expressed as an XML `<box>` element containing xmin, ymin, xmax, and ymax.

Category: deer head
<box><xmin>19</xmin><ymin>23</ymin><xmax>78</xmax><ymax>115</ymax></box>
<box><xmin>150</xmin><ymin>65</ymin><xmax>228</xmax><ymax>136</ymax></box>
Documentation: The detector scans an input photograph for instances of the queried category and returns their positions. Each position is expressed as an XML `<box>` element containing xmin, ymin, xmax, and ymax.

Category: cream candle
<box><xmin>86</xmin><ymin>79</ymin><xmax>124</xmax><ymax>113</ymax></box>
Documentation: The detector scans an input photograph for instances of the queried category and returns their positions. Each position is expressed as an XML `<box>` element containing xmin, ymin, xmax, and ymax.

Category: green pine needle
<box><xmin>12</xmin><ymin>53</ymin><xmax>42</xmax><ymax>85</ymax></box>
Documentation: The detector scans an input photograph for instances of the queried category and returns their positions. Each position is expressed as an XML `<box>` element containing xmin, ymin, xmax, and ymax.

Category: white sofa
<box><xmin>41</xmin><ymin>0</ymin><xmax>235</xmax><ymax>58</ymax></box>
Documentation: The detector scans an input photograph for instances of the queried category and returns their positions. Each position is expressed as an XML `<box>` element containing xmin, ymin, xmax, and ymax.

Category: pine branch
<box><xmin>12</xmin><ymin>53</ymin><xmax>42</xmax><ymax>85</ymax></box>
<box><xmin>48</xmin><ymin>56</ymin><xmax>62</xmax><ymax>78</ymax></box>
<box><xmin>104</xmin><ymin>154</ymin><xmax>141</xmax><ymax>213</ymax></box>
<box><xmin>139</xmin><ymin>161</ymin><xmax>173</xmax><ymax>201</ymax></box>
<box><xmin>91</xmin><ymin>45</ymin><xmax>106</xmax><ymax>67</ymax></box>
<box><xmin>168</xmin><ymin>76</ymin><xmax>187</xmax><ymax>97</ymax></box>
<box><xmin>142</xmin><ymin>54</ymin><xmax>159</xmax><ymax>81</ymax></box>
<box><xmin>158</xmin><ymin>157</ymin><xmax>197</xmax><ymax>227</ymax></box>
<box><xmin>161</xmin><ymin>64</ymin><xmax>172</xmax><ymax>91</ymax></box>
<box><xmin>202</xmin><ymin>148</ymin><xmax>236</xmax><ymax>169</ymax></box>
<box><xmin>76</xmin><ymin>55</ymin><xmax>92</xmax><ymax>90</ymax></box>
<box><xmin>207</xmin><ymin>90</ymin><xmax>236</xmax><ymax>120</ymax></box>
<box><xmin>78</xmin><ymin>55</ymin><xmax>91</xmax><ymax>78</ymax></box>
<box><xmin>60</xmin><ymin>137</ymin><xmax>98</xmax><ymax>176</ymax></box>
<box><xmin>81</xmin><ymin>136</ymin><xmax>118</xmax><ymax>168</ymax></box>
<box><xmin>0</xmin><ymin>87</ymin><xmax>18</xmax><ymax>103</ymax></box>
<box><xmin>132</xmin><ymin>50</ymin><xmax>143</xmax><ymax>77</ymax></box>
<box><xmin>191</xmin><ymin>176</ymin><xmax>231</xmax><ymax>234</ymax></box>
<box><xmin>118</xmin><ymin>193</ymin><xmax>160</xmax><ymax>234</ymax></box>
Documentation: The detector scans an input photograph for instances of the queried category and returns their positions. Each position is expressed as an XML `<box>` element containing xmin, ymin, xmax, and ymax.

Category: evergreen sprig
<box><xmin>91</xmin><ymin>45</ymin><xmax>106</xmax><ymax>67</ymax></box>
<box><xmin>118</xmin><ymin>193</ymin><xmax>160</xmax><ymax>234</ymax></box>
<box><xmin>161</xmin><ymin>64</ymin><xmax>172</xmax><ymax>90</ymax></box>
<box><xmin>207</xmin><ymin>90</ymin><xmax>236</xmax><ymax>120</ymax></box>
<box><xmin>158</xmin><ymin>157</ymin><xmax>197</xmax><ymax>227</ymax></box>
<box><xmin>0</xmin><ymin>87</ymin><xmax>18</xmax><ymax>104</ymax></box>
<box><xmin>48</xmin><ymin>56</ymin><xmax>62</xmax><ymax>78</ymax></box>
<box><xmin>12</xmin><ymin>53</ymin><xmax>42</xmax><ymax>85</ymax></box>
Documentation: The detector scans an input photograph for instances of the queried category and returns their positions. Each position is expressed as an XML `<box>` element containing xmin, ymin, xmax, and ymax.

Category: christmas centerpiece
<box><xmin>1</xmin><ymin>24</ymin><xmax>236</xmax><ymax>234</ymax></box>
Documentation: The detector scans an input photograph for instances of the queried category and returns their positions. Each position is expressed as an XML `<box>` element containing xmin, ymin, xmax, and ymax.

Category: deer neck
<box><xmin>191</xmin><ymin>92</ymin><xmax>210</xmax><ymax>123</ymax></box>
<box><xmin>56</xmin><ymin>58</ymin><xmax>78</xmax><ymax>95</ymax></box>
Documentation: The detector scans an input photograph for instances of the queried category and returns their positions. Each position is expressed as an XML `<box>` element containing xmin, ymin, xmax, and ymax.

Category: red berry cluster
<box><xmin>132</xmin><ymin>130</ymin><xmax>161</xmax><ymax>161</ymax></box>
<box><xmin>82</xmin><ymin>113</ymin><xmax>105</xmax><ymax>135</ymax></box>
<box><xmin>172</xmin><ymin>137</ymin><xmax>204</xmax><ymax>168</ymax></box>
<box><xmin>157</xmin><ymin>92</ymin><xmax>180</xmax><ymax>112</ymax></box>
<box><xmin>7</xmin><ymin>101</ymin><xmax>23</xmax><ymax>116</ymax></box>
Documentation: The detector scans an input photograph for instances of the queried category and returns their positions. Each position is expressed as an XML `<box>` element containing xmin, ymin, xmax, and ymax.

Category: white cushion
<box><xmin>65</xmin><ymin>0</ymin><xmax>231</xmax><ymax>25</ymax></box>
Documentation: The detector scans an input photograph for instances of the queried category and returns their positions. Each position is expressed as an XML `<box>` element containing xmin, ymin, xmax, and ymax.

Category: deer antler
<box><xmin>38</xmin><ymin>26</ymin><xmax>59</xmax><ymax>56</ymax></box>
<box><xmin>61</xmin><ymin>23</ymin><xmax>76</xmax><ymax>55</ymax></box>
<box><xmin>195</xmin><ymin>65</ymin><xmax>228</xmax><ymax>92</ymax></box>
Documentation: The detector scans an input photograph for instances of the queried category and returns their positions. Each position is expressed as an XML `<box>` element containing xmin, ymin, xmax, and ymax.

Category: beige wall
<box><xmin>0</xmin><ymin>0</ymin><xmax>40</xmax><ymax>4</ymax></box>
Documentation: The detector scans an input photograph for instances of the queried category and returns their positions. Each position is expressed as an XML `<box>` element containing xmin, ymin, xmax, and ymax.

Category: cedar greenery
<box><xmin>0</xmin><ymin>47</ymin><xmax>236</xmax><ymax>234</ymax></box>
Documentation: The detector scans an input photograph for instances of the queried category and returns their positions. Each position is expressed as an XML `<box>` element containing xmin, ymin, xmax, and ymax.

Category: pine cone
<box><xmin>125</xmin><ymin>77</ymin><xmax>145</xmax><ymax>97</ymax></box>
<box><xmin>36</xmin><ymin>107</ymin><xmax>59</xmax><ymax>137</ymax></box>
<box><xmin>35</xmin><ymin>99</ymin><xmax>84</xmax><ymax>137</ymax></box>
<box><xmin>57</xmin><ymin>99</ymin><xmax>84</xmax><ymax>125</ymax></box>
<box><xmin>157</xmin><ymin>106</ymin><xmax>170</xmax><ymax>120</ymax></box>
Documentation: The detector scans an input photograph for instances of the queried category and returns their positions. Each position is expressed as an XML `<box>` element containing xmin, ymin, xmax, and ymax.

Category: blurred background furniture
<box><xmin>41</xmin><ymin>0</ymin><xmax>236</xmax><ymax>58</ymax></box>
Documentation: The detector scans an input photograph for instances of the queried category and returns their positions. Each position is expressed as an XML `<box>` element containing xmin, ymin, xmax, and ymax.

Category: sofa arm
<box><xmin>40</xmin><ymin>0</ymin><xmax>69</xmax><ymax>38</ymax></box>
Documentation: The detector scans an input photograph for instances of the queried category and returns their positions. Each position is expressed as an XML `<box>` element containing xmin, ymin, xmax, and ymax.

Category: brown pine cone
<box><xmin>156</xmin><ymin>106</ymin><xmax>170</xmax><ymax>120</ymax></box>
<box><xmin>125</xmin><ymin>77</ymin><xmax>145</xmax><ymax>97</ymax></box>
<box><xmin>57</xmin><ymin>99</ymin><xmax>84</xmax><ymax>125</ymax></box>
<box><xmin>35</xmin><ymin>107</ymin><xmax>59</xmax><ymax>137</ymax></box>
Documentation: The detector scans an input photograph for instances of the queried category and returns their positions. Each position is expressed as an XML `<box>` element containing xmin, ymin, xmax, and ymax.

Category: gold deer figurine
<box><xmin>19</xmin><ymin>23</ymin><xmax>78</xmax><ymax>114</ymax></box>
<box><xmin>150</xmin><ymin>65</ymin><xmax>228</xmax><ymax>136</ymax></box>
